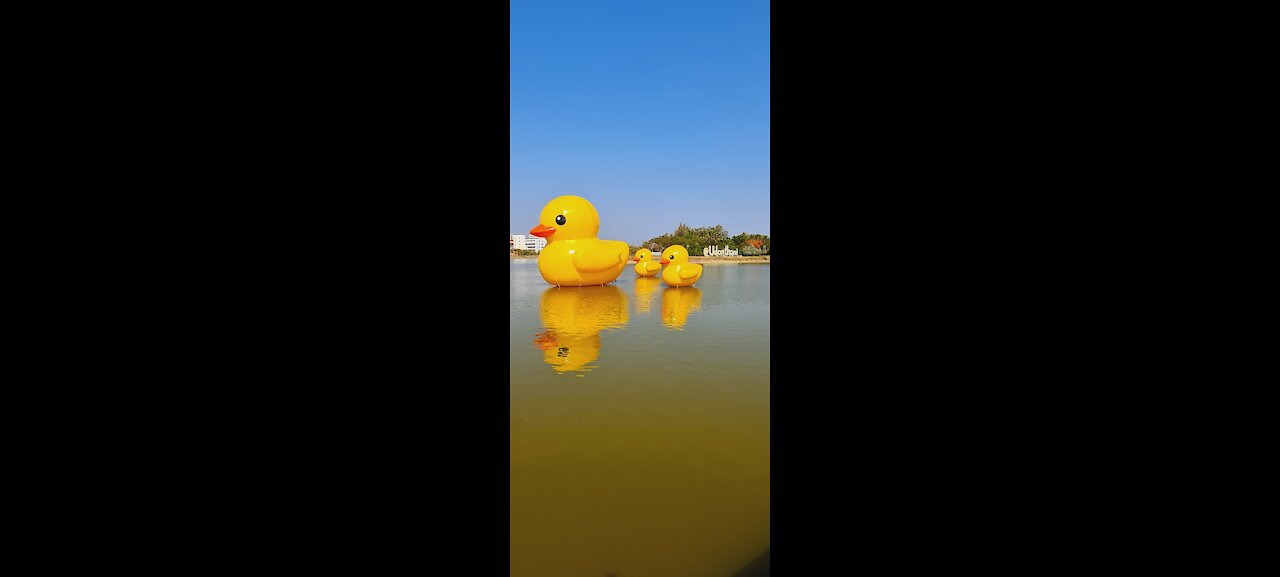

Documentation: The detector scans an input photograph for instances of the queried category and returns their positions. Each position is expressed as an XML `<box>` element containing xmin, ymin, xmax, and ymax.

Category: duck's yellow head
<box><xmin>530</xmin><ymin>195</ymin><xmax>600</xmax><ymax>243</ymax></box>
<box><xmin>632</xmin><ymin>248</ymin><xmax>655</xmax><ymax>263</ymax></box>
<box><xmin>660</xmin><ymin>245</ymin><xmax>690</xmax><ymax>265</ymax></box>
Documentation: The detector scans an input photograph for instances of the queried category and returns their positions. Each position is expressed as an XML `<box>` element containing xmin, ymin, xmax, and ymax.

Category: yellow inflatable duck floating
<box><xmin>659</xmin><ymin>244</ymin><xmax>703</xmax><ymax>287</ymax></box>
<box><xmin>632</xmin><ymin>248</ymin><xmax>662</xmax><ymax>277</ymax></box>
<box><xmin>530</xmin><ymin>196</ymin><xmax>629</xmax><ymax>287</ymax></box>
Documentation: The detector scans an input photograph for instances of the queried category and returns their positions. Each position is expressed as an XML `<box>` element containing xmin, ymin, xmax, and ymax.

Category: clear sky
<box><xmin>510</xmin><ymin>0</ymin><xmax>770</xmax><ymax>245</ymax></box>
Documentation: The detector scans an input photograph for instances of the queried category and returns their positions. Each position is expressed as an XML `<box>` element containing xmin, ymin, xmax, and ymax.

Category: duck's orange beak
<box><xmin>631</xmin><ymin>257</ymin><xmax>641</xmax><ymax>262</ymax></box>
<box><xmin>660</xmin><ymin>258</ymin><xmax>671</xmax><ymax>264</ymax></box>
<box><xmin>530</xmin><ymin>224</ymin><xmax>555</xmax><ymax>238</ymax></box>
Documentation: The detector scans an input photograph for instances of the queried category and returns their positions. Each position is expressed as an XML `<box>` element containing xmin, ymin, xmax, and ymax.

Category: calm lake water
<box><xmin>510</xmin><ymin>259</ymin><xmax>770</xmax><ymax>577</ymax></box>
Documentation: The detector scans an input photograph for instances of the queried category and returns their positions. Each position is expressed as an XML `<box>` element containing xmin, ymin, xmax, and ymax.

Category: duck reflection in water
<box><xmin>533</xmin><ymin>285</ymin><xmax>628</xmax><ymax>373</ymax></box>
<box><xmin>661</xmin><ymin>286</ymin><xmax>702</xmax><ymax>330</ymax></box>
<box><xmin>632</xmin><ymin>276</ymin><xmax>662</xmax><ymax>315</ymax></box>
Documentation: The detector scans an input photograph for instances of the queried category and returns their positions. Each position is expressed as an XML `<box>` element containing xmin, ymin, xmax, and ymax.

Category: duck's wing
<box><xmin>573</xmin><ymin>243</ymin><xmax>628</xmax><ymax>273</ymax></box>
<box><xmin>644</xmin><ymin>261</ymin><xmax>662</xmax><ymax>273</ymax></box>
<box><xmin>679</xmin><ymin>264</ymin><xmax>702</xmax><ymax>279</ymax></box>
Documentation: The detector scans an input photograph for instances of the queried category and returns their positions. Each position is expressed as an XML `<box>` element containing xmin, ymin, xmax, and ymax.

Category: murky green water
<box><xmin>511</xmin><ymin>259</ymin><xmax>770</xmax><ymax>577</ymax></box>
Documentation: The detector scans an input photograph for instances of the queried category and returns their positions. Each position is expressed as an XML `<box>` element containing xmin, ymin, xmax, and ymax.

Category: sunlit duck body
<box><xmin>632</xmin><ymin>248</ymin><xmax>662</xmax><ymax>277</ymax></box>
<box><xmin>659</xmin><ymin>245</ymin><xmax>702</xmax><ymax>287</ymax></box>
<box><xmin>530</xmin><ymin>196</ymin><xmax>628</xmax><ymax>287</ymax></box>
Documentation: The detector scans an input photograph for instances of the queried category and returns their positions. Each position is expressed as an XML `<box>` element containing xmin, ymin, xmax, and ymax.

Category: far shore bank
<box><xmin>689</xmin><ymin>256</ymin><xmax>769</xmax><ymax>264</ymax></box>
<box><xmin>510</xmin><ymin>254</ymin><xmax>769</xmax><ymax>264</ymax></box>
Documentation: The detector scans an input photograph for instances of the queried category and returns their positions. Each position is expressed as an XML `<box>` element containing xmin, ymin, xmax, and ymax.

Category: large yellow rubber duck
<box><xmin>661</xmin><ymin>286</ymin><xmax>702</xmax><ymax>330</ymax></box>
<box><xmin>632</xmin><ymin>248</ymin><xmax>662</xmax><ymax>277</ymax></box>
<box><xmin>532</xmin><ymin>285</ymin><xmax>628</xmax><ymax>373</ymax></box>
<box><xmin>632</xmin><ymin>276</ymin><xmax>661</xmax><ymax>314</ymax></box>
<box><xmin>659</xmin><ymin>244</ymin><xmax>703</xmax><ymax>287</ymax></box>
<box><xmin>530</xmin><ymin>196</ymin><xmax>629</xmax><ymax>287</ymax></box>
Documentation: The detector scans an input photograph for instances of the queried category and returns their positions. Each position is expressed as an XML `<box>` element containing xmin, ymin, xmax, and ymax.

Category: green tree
<box><xmin>644</xmin><ymin>224</ymin><xmax>741</xmax><ymax>255</ymax></box>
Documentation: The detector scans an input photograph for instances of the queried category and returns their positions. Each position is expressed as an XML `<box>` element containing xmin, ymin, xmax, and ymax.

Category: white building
<box><xmin>510</xmin><ymin>234</ymin><xmax>547</xmax><ymax>253</ymax></box>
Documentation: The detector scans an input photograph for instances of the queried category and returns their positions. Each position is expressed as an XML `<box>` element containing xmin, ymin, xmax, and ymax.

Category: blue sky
<box><xmin>511</xmin><ymin>0</ymin><xmax>769</xmax><ymax>245</ymax></box>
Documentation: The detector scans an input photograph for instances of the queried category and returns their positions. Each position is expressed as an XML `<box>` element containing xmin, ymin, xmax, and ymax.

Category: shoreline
<box><xmin>689</xmin><ymin>256</ymin><xmax>769</xmax><ymax>264</ymax></box>
<box><xmin>510</xmin><ymin>254</ymin><xmax>770</xmax><ymax>264</ymax></box>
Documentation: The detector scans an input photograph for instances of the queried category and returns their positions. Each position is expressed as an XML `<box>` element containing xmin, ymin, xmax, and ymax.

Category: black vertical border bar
<box><xmin>74</xmin><ymin>2</ymin><xmax>517</xmax><ymax>571</ymax></box>
<box><xmin>466</xmin><ymin>2</ymin><xmax>512</xmax><ymax>574</ymax></box>
<box><xmin>498</xmin><ymin>1</ymin><xmax>513</xmax><ymax>574</ymax></box>
<box><xmin>412</xmin><ymin>1</ymin><xmax>511</xmax><ymax>571</ymax></box>
<box><xmin>768</xmin><ymin>1</ymin><xmax>856</xmax><ymax>573</ymax></box>
<box><xmin>768</xmin><ymin>0</ymin><xmax>789</xmax><ymax>574</ymax></box>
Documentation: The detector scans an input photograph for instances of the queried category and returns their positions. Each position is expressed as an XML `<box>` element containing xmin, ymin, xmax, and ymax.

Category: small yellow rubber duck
<box><xmin>659</xmin><ymin>244</ymin><xmax>703</xmax><ymax>287</ymax></box>
<box><xmin>530</xmin><ymin>196</ymin><xmax>629</xmax><ymax>287</ymax></box>
<box><xmin>631</xmin><ymin>248</ymin><xmax>662</xmax><ymax>277</ymax></box>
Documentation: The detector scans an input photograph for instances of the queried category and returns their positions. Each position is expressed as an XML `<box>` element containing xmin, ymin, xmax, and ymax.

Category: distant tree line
<box><xmin>640</xmin><ymin>224</ymin><xmax>770</xmax><ymax>256</ymax></box>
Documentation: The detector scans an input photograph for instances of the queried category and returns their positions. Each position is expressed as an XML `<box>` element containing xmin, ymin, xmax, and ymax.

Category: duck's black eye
<box><xmin>555</xmin><ymin>215</ymin><xmax>566</xmax><ymax>225</ymax></box>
